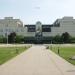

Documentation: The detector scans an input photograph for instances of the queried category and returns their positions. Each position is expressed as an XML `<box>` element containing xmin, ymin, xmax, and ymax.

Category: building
<box><xmin>0</xmin><ymin>16</ymin><xmax>75</xmax><ymax>43</ymax></box>
<box><xmin>0</xmin><ymin>17</ymin><xmax>23</xmax><ymax>37</ymax></box>
<box><xmin>52</xmin><ymin>16</ymin><xmax>75</xmax><ymax>36</ymax></box>
<box><xmin>24</xmin><ymin>21</ymin><xmax>52</xmax><ymax>43</ymax></box>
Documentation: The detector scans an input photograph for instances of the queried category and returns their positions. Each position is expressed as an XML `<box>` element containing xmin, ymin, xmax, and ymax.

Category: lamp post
<box><xmin>57</xmin><ymin>44</ymin><xmax>60</xmax><ymax>55</ymax></box>
<box><xmin>6</xmin><ymin>24</ymin><xmax>8</xmax><ymax>44</ymax></box>
<box><xmin>7</xmin><ymin>30</ymin><xmax>8</xmax><ymax>44</ymax></box>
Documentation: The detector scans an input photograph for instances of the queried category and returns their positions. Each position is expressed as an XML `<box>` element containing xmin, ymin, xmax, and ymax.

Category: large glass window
<box><xmin>27</xmin><ymin>25</ymin><xmax>36</xmax><ymax>32</ymax></box>
<box><xmin>54</xmin><ymin>23</ymin><xmax>60</xmax><ymax>27</ymax></box>
<box><xmin>42</xmin><ymin>25</ymin><xmax>51</xmax><ymax>32</ymax></box>
<box><xmin>53</xmin><ymin>20</ymin><xmax>60</xmax><ymax>27</ymax></box>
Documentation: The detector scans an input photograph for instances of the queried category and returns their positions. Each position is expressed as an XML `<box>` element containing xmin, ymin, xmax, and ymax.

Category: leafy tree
<box><xmin>15</xmin><ymin>35</ymin><xmax>24</xmax><ymax>43</ymax></box>
<box><xmin>0</xmin><ymin>36</ymin><xmax>4</xmax><ymax>43</ymax></box>
<box><xmin>3</xmin><ymin>37</ymin><xmax>7</xmax><ymax>43</ymax></box>
<box><xmin>8</xmin><ymin>32</ymin><xmax>16</xmax><ymax>43</ymax></box>
<box><xmin>70</xmin><ymin>37</ymin><xmax>75</xmax><ymax>43</ymax></box>
<box><xmin>61</xmin><ymin>32</ymin><xmax>71</xmax><ymax>43</ymax></box>
<box><xmin>0</xmin><ymin>36</ymin><xmax>7</xmax><ymax>43</ymax></box>
<box><xmin>53</xmin><ymin>35</ymin><xmax>61</xmax><ymax>44</ymax></box>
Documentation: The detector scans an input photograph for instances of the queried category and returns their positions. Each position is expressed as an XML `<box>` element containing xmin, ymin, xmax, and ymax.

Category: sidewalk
<box><xmin>0</xmin><ymin>45</ymin><xmax>75</xmax><ymax>75</ymax></box>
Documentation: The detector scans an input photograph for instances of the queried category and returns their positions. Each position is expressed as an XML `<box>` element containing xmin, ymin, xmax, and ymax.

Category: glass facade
<box><xmin>42</xmin><ymin>25</ymin><xmax>51</xmax><ymax>32</ymax></box>
<box><xmin>26</xmin><ymin>25</ymin><xmax>36</xmax><ymax>32</ymax></box>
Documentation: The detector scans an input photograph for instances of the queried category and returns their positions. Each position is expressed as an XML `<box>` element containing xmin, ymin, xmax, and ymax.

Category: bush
<box><xmin>8</xmin><ymin>32</ymin><xmax>16</xmax><ymax>43</ymax></box>
<box><xmin>53</xmin><ymin>35</ymin><xmax>61</xmax><ymax>44</ymax></box>
<box><xmin>15</xmin><ymin>35</ymin><xmax>24</xmax><ymax>43</ymax></box>
<box><xmin>0</xmin><ymin>36</ymin><xmax>7</xmax><ymax>43</ymax></box>
<box><xmin>61</xmin><ymin>32</ymin><xmax>71</xmax><ymax>43</ymax></box>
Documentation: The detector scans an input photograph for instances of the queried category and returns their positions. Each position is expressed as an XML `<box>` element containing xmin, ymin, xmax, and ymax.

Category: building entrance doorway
<box><xmin>35</xmin><ymin>31</ymin><xmax>43</xmax><ymax>44</ymax></box>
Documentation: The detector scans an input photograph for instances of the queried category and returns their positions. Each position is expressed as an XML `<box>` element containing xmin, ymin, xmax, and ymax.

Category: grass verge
<box><xmin>49</xmin><ymin>45</ymin><xmax>75</xmax><ymax>65</ymax></box>
<box><xmin>0</xmin><ymin>46</ymin><xmax>29</xmax><ymax>65</ymax></box>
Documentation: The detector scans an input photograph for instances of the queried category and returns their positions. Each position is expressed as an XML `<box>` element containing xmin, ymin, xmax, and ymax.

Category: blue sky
<box><xmin>0</xmin><ymin>0</ymin><xmax>75</xmax><ymax>24</ymax></box>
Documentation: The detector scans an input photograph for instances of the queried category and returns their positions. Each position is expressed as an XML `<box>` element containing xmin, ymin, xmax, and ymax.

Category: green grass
<box><xmin>0</xmin><ymin>46</ymin><xmax>29</xmax><ymax>65</ymax></box>
<box><xmin>50</xmin><ymin>45</ymin><xmax>75</xmax><ymax>65</ymax></box>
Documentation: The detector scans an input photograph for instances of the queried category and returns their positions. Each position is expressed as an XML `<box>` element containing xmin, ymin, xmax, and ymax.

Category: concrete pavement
<box><xmin>0</xmin><ymin>45</ymin><xmax>75</xmax><ymax>75</ymax></box>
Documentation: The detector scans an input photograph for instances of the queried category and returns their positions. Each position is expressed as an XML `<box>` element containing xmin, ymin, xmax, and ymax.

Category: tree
<box><xmin>53</xmin><ymin>35</ymin><xmax>61</xmax><ymax>44</ymax></box>
<box><xmin>61</xmin><ymin>32</ymin><xmax>71</xmax><ymax>43</ymax></box>
<box><xmin>15</xmin><ymin>35</ymin><xmax>24</xmax><ymax>43</ymax></box>
<box><xmin>70</xmin><ymin>37</ymin><xmax>75</xmax><ymax>43</ymax></box>
<box><xmin>0</xmin><ymin>36</ymin><xmax>7</xmax><ymax>43</ymax></box>
<box><xmin>8</xmin><ymin>32</ymin><xmax>16</xmax><ymax>43</ymax></box>
<box><xmin>0</xmin><ymin>36</ymin><xmax>4</xmax><ymax>43</ymax></box>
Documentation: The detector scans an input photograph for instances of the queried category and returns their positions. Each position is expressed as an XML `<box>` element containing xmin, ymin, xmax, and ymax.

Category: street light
<box><xmin>7</xmin><ymin>30</ymin><xmax>8</xmax><ymax>44</ymax></box>
<box><xmin>6</xmin><ymin>24</ymin><xmax>8</xmax><ymax>44</ymax></box>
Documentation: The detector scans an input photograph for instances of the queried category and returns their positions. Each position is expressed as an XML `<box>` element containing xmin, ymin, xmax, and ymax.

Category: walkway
<box><xmin>0</xmin><ymin>45</ymin><xmax>75</xmax><ymax>75</ymax></box>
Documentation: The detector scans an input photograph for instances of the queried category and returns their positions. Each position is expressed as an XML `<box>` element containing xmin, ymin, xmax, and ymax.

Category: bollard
<box><xmin>46</xmin><ymin>46</ymin><xmax>49</xmax><ymax>49</ymax></box>
<box><xmin>16</xmin><ymin>49</ymin><xmax>19</xmax><ymax>54</ymax></box>
<box><xmin>58</xmin><ymin>47</ymin><xmax>60</xmax><ymax>55</ymax></box>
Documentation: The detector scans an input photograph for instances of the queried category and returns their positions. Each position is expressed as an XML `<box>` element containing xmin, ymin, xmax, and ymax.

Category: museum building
<box><xmin>0</xmin><ymin>16</ymin><xmax>75</xmax><ymax>43</ymax></box>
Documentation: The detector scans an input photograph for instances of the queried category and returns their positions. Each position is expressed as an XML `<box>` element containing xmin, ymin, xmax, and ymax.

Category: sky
<box><xmin>0</xmin><ymin>0</ymin><xmax>75</xmax><ymax>24</ymax></box>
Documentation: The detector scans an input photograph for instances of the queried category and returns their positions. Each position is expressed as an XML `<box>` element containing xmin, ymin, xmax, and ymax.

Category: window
<box><xmin>54</xmin><ymin>23</ymin><xmax>60</xmax><ymax>27</ymax></box>
<box><xmin>42</xmin><ymin>25</ymin><xmax>51</xmax><ymax>32</ymax></box>
<box><xmin>28</xmin><ymin>28</ymin><xmax>35</xmax><ymax>32</ymax></box>
<box><xmin>0</xmin><ymin>29</ymin><xmax>3</xmax><ymax>32</ymax></box>
<box><xmin>53</xmin><ymin>20</ymin><xmax>60</xmax><ymax>27</ymax></box>
<box><xmin>27</xmin><ymin>25</ymin><xmax>36</xmax><ymax>32</ymax></box>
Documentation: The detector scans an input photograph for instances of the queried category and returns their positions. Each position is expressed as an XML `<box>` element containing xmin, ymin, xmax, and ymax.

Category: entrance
<box><xmin>35</xmin><ymin>31</ymin><xmax>43</xmax><ymax>44</ymax></box>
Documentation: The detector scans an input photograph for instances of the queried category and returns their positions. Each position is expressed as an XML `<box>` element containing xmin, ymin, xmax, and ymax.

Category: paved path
<box><xmin>0</xmin><ymin>45</ymin><xmax>75</xmax><ymax>75</ymax></box>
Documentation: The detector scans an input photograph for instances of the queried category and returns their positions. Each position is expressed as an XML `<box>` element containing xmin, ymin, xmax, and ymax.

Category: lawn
<box><xmin>49</xmin><ymin>44</ymin><xmax>75</xmax><ymax>65</ymax></box>
<box><xmin>0</xmin><ymin>46</ymin><xmax>29</xmax><ymax>65</ymax></box>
